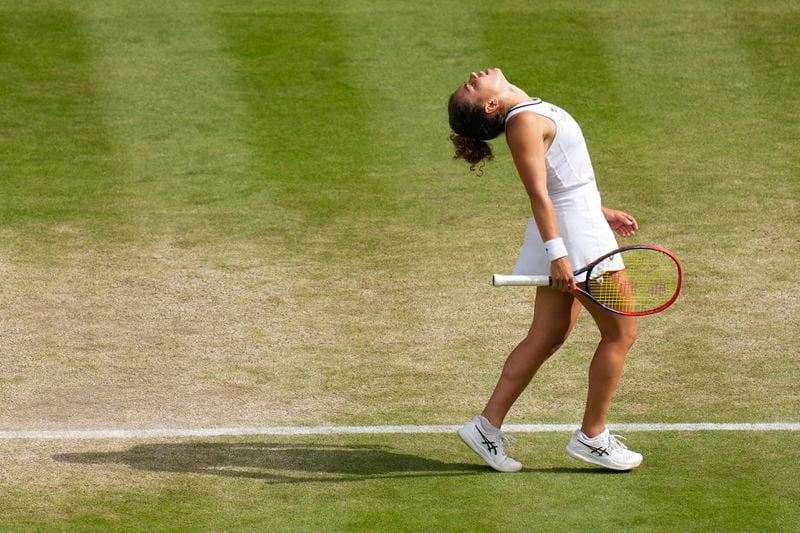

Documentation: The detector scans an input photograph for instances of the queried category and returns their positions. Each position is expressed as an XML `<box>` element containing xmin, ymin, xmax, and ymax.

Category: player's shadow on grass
<box><xmin>54</xmin><ymin>442</ymin><xmax>493</xmax><ymax>484</ymax></box>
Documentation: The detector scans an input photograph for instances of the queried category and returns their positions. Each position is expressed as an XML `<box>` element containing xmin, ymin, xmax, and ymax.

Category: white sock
<box><xmin>478</xmin><ymin>415</ymin><xmax>500</xmax><ymax>433</ymax></box>
<box><xmin>580</xmin><ymin>428</ymin><xmax>609</xmax><ymax>443</ymax></box>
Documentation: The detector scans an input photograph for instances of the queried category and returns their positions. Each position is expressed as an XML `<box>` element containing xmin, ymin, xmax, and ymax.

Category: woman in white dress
<box><xmin>448</xmin><ymin>68</ymin><xmax>643</xmax><ymax>472</ymax></box>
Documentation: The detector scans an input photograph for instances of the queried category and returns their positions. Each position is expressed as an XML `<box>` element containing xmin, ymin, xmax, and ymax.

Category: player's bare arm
<box><xmin>506</xmin><ymin>112</ymin><xmax>575</xmax><ymax>292</ymax></box>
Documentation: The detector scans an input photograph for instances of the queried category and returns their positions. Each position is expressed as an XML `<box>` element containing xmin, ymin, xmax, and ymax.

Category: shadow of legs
<box><xmin>54</xmin><ymin>442</ymin><xmax>490</xmax><ymax>483</ymax></box>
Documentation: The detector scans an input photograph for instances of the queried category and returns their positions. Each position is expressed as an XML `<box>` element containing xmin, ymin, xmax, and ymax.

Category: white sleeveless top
<box><xmin>505</xmin><ymin>99</ymin><xmax>596</xmax><ymax>195</ymax></box>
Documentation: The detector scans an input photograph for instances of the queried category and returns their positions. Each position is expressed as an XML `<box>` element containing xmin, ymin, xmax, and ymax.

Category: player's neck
<box><xmin>501</xmin><ymin>86</ymin><xmax>534</xmax><ymax>113</ymax></box>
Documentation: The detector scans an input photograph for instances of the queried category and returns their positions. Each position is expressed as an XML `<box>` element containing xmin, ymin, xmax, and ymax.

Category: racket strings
<box><xmin>586</xmin><ymin>249</ymin><xmax>680</xmax><ymax>314</ymax></box>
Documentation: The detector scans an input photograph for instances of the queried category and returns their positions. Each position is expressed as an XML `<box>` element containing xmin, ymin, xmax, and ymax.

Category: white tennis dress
<box><xmin>506</xmin><ymin>99</ymin><xmax>622</xmax><ymax>282</ymax></box>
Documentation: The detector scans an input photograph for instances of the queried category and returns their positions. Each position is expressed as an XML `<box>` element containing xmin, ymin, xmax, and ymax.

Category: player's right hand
<box><xmin>550</xmin><ymin>256</ymin><xmax>576</xmax><ymax>293</ymax></box>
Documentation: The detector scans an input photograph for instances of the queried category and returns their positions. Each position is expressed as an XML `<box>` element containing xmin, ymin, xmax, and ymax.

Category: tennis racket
<box><xmin>492</xmin><ymin>245</ymin><xmax>683</xmax><ymax>316</ymax></box>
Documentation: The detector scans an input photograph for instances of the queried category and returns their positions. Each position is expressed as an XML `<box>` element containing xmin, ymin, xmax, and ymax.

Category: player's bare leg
<box><xmin>481</xmin><ymin>286</ymin><xmax>582</xmax><ymax>428</ymax></box>
<box><xmin>458</xmin><ymin>287</ymin><xmax>580</xmax><ymax>472</ymax></box>
<box><xmin>575</xmin><ymin>294</ymin><xmax>637</xmax><ymax>437</ymax></box>
<box><xmin>564</xmin><ymin>294</ymin><xmax>642</xmax><ymax>471</ymax></box>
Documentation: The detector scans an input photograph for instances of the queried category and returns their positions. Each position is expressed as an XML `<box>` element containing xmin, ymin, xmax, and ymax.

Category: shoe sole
<box><xmin>565</xmin><ymin>446</ymin><xmax>642</xmax><ymax>471</ymax></box>
<box><xmin>457</xmin><ymin>427</ymin><xmax>522</xmax><ymax>473</ymax></box>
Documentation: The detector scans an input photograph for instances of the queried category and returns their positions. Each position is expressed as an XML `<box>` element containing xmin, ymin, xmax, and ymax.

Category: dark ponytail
<box><xmin>448</xmin><ymin>92</ymin><xmax>505</xmax><ymax>171</ymax></box>
<box><xmin>449</xmin><ymin>134</ymin><xmax>493</xmax><ymax>168</ymax></box>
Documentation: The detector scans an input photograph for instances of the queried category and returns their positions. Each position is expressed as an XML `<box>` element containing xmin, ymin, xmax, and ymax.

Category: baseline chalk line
<box><xmin>1</xmin><ymin>422</ymin><xmax>798</xmax><ymax>440</ymax></box>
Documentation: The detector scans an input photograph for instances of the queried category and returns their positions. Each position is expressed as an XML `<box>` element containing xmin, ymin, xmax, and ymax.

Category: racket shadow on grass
<box><xmin>54</xmin><ymin>442</ymin><xmax>496</xmax><ymax>484</ymax></box>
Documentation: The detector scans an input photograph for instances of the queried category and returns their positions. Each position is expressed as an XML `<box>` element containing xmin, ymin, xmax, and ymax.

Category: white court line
<box><xmin>0</xmin><ymin>422</ymin><xmax>798</xmax><ymax>440</ymax></box>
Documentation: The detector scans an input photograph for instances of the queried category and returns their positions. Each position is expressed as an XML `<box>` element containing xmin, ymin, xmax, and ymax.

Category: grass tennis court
<box><xmin>1</xmin><ymin>0</ymin><xmax>798</xmax><ymax>530</ymax></box>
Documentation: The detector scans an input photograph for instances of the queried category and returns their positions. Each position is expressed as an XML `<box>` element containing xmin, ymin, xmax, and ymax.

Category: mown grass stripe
<box><xmin>0</xmin><ymin>6</ymin><xmax>121</xmax><ymax>250</ymax></box>
<box><xmin>215</xmin><ymin>3</ymin><xmax>386</xmax><ymax>248</ymax></box>
<box><xmin>84</xmin><ymin>1</ymin><xmax>260</xmax><ymax>245</ymax></box>
<box><xmin>2</xmin><ymin>422</ymin><xmax>798</xmax><ymax>440</ymax></box>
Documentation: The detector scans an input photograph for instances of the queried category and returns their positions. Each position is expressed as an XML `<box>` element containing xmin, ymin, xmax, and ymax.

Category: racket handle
<box><xmin>492</xmin><ymin>274</ymin><xmax>551</xmax><ymax>287</ymax></box>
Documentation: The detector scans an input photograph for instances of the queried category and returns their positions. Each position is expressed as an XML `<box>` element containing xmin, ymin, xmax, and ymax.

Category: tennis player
<box><xmin>449</xmin><ymin>68</ymin><xmax>642</xmax><ymax>472</ymax></box>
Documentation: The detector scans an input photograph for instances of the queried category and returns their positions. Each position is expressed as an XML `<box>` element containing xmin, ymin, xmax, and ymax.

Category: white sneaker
<box><xmin>457</xmin><ymin>416</ymin><xmax>522</xmax><ymax>473</ymax></box>
<box><xmin>566</xmin><ymin>429</ymin><xmax>643</xmax><ymax>471</ymax></box>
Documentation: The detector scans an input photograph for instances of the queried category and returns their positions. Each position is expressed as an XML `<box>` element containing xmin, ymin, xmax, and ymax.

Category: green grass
<box><xmin>1</xmin><ymin>432</ymin><xmax>798</xmax><ymax>531</ymax></box>
<box><xmin>0</xmin><ymin>7</ymin><xmax>124</xmax><ymax>254</ymax></box>
<box><xmin>0</xmin><ymin>0</ymin><xmax>798</xmax><ymax>530</ymax></box>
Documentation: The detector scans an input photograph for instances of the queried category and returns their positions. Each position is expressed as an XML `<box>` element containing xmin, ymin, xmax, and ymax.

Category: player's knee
<box><xmin>526</xmin><ymin>328</ymin><xmax>571</xmax><ymax>359</ymax></box>
<box><xmin>548</xmin><ymin>333</ymin><xmax>570</xmax><ymax>355</ymax></box>
<box><xmin>601</xmin><ymin>326</ymin><xmax>637</xmax><ymax>349</ymax></box>
<box><xmin>621</xmin><ymin>329</ymin><xmax>637</xmax><ymax>349</ymax></box>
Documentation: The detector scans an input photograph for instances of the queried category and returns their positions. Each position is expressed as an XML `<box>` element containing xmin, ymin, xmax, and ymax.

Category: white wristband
<box><xmin>544</xmin><ymin>238</ymin><xmax>568</xmax><ymax>262</ymax></box>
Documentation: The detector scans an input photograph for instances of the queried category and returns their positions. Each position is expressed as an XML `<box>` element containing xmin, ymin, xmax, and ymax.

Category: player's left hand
<box><xmin>603</xmin><ymin>208</ymin><xmax>638</xmax><ymax>238</ymax></box>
